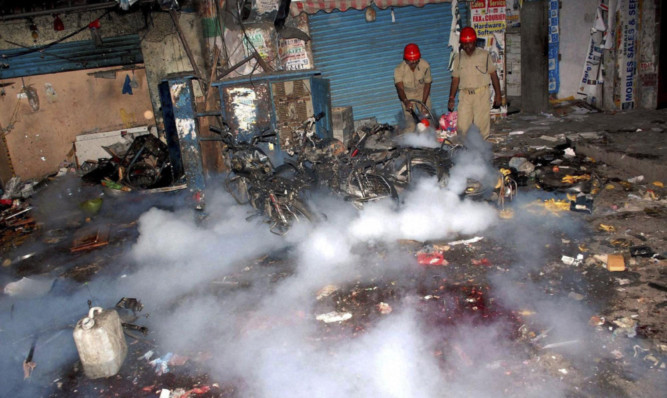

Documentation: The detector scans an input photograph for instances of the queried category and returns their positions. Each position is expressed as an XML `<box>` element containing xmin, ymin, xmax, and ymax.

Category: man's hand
<box><xmin>448</xmin><ymin>77</ymin><xmax>459</xmax><ymax>112</ymax></box>
<box><xmin>490</xmin><ymin>71</ymin><xmax>502</xmax><ymax>109</ymax></box>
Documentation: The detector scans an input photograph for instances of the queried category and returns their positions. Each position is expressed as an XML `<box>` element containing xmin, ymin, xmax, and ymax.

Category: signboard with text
<box><xmin>616</xmin><ymin>0</ymin><xmax>637</xmax><ymax>110</ymax></box>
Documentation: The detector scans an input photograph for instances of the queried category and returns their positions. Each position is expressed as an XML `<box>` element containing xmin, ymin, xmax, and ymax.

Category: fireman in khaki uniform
<box><xmin>394</xmin><ymin>43</ymin><xmax>432</xmax><ymax>132</ymax></box>
<box><xmin>448</xmin><ymin>27</ymin><xmax>502</xmax><ymax>140</ymax></box>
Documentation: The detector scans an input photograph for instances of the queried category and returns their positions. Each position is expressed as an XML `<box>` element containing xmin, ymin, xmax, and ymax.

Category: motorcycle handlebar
<box><xmin>252</xmin><ymin>130</ymin><xmax>277</xmax><ymax>145</ymax></box>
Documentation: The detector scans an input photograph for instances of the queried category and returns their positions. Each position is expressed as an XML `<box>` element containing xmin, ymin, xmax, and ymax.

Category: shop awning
<box><xmin>289</xmin><ymin>0</ymin><xmax>452</xmax><ymax>16</ymax></box>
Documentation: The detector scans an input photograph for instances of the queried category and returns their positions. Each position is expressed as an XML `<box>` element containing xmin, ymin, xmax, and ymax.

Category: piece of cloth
<box><xmin>122</xmin><ymin>74</ymin><xmax>133</xmax><ymax>95</ymax></box>
<box><xmin>451</xmin><ymin>48</ymin><xmax>496</xmax><ymax>89</ymax></box>
<box><xmin>457</xmin><ymin>85</ymin><xmax>491</xmax><ymax>139</ymax></box>
<box><xmin>394</xmin><ymin>59</ymin><xmax>432</xmax><ymax>131</ymax></box>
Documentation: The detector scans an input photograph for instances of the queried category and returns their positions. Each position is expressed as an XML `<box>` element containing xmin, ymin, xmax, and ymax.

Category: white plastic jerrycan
<box><xmin>73</xmin><ymin>306</ymin><xmax>127</xmax><ymax>379</ymax></box>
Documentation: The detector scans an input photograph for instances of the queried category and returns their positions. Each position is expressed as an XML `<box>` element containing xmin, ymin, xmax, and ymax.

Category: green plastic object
<box><xmin>80</xmin><ymin>198</ymin><xmax>103</xmax><ymax>216</ymax></box>
<box><xmin>102</xmin><ymin>178</ymin><xmax>124</xmax><ymax>190</ymax></box>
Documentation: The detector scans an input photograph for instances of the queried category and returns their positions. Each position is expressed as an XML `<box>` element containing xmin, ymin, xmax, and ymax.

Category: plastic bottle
<box><xmin>72</xmin><ymin>307</ymin><xmax>127</xmax><ymax>379</ymax></box>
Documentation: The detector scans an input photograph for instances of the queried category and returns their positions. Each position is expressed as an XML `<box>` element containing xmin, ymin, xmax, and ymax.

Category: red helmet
<box><xmin>403</xmin><ymin>43</ymin><xmax>421</xmax><ymax>61</ymax></box>
<box><xmin>460</xmin><ymin>27</ymin><xmax>477</xmax><ymax>44</ymax></box>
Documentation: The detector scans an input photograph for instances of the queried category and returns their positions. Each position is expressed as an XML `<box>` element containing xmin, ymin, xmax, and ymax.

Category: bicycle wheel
<box><xmin>269</xmin><ymin>198</ymin><xmax>315</xmax><ymax>235</ymax></box>
<box><xmin>345</xmin><ymin>171</ymin><xmax>398</xmax><ymax>203</ymax></box>
<box><xmin>125</xmin><ymin>161</ymin><xmax>160</xmax><ymax>189</ymax></box>
<box><xmin>395</xmin><ymin>158</ymin><xmax>440</xmax><ymax>186</ymax></box>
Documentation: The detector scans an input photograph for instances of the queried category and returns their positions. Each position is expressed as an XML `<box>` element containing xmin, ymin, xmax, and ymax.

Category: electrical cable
<box><xmin>2</xmin><ymin>9</ymin><xmax>113</xmax><ymax>59</ymax></box>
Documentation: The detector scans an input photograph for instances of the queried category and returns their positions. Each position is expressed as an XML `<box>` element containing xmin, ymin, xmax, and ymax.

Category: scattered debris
<box><xmin>417</xmin><ymin>250</ymin><xmax>447</xmax><ymax>266</ymax></box>
<box><xmin>647</xmin><ymin>282</ymin><xmax>667</xmax><ymax>292</ymax></box>
<box><xmin>71</xmin><ymin>225</ymin><xmax>110</xmax><ymax>252</ymax></box>
<box><xmin>316</xmin><ymin>311</ymin><xmax>352</xmax><ymax>323</ymax></box>
<box><xmin>23</xmin><ymin>342</ymin><xmax>36</xmax><ymax>379</ymax></box>
<box><xmin>627</xmin><ymin>175</ymin><xmax>644</xmax><ymax>184</ymax></box>
<box><xmin>612</xmin><ymin>317</ymin><xmax>637</xmax><ymax>338</ymax></box>
<box><xmin>598</xmin><ymin>224</ymin><xmax>616</xmax><ymax>232</ymax></box>
<box><xmin>471</xmin><ymin>258</ymin><xmax>492</xmax><ymax>266</ymax></box>
<box><xmin>629</xmin><ymin>245</ymin><xmax>654</xmax><ymax>258</ymax></box>
<box><xmin>567</xmin><ymin>292</ymin><xmax>585</xmax><ymax>301</ymax></box>
<box><xmin>4</xmin><ymin>276</ymin><xmax>54</xmax><ymax>298</ymax></box>
<box><xmin>606</xmin><ymin>254</ymin><xmax>626</xmax><ymax>272</ymax></box>
<box><xmin>561</xmin><ymin>254</ymin><xmax>583</xmax><ymax>266</ymax></box>
<box><xmin>377</xmin><ymin>302</ymin><xmax>392</xmax><ymax>315</ymax></box>
<box><xmin>569</xmin><ymin>194</ymin><xmax>594</xmax><ymax>213</ymax></box>
<box><xmin>447</xmin><ymin>236</ymin><xmax>484</xmax><ymax>246</ymax></box>
<box><xmin>149</xmin><ymin>353</ymin><xmax>174</xmax><ymax>375</ymax></box>
<box><xmin>316</xmin><ymin>284</ymin><xmax>339</xmax><ymax>300</ymax></box>
<box><xmin>541</xmin><ymin>340</ymin><xmax>580</xmax><ymax>350</ymax></box>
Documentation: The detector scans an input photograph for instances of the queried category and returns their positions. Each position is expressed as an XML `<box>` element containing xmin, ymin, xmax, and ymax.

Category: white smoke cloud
<box><xmin>4</xmin><ymin>137</ymin><xmax>662</xmax><ymax>398</ymax></box>
<box><xmin>394</xmin><ymin>130</ymin><xmax>441</xmax><ymax>148</ymax></box>
<box><xmin>349</xmin><ymin>178</ymin><xmax>498</xmax><ymax>242</ymax></box>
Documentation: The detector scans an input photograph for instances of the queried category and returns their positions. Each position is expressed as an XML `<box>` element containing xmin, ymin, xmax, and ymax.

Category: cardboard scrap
<box><xmin>606</xmin><ymin>254</ymin><xmax>626</xmax><ymax>272</ymax></box>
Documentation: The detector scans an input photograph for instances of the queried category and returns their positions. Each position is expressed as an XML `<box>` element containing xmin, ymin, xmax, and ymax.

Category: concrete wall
<box><xmin>140</xmin><ymin>11</ymin><xmax>206</xmax><ymax>131</ymax></box>
<box><xmin>557</xmin><ymin>0</ymin><xmax>600</xmax><ymax>99</ymax></box>
<box><xmin>0</xmin><ymin>68</ymin><xmax>153</xmax><ymax>180</ymax></box>
<box><xmin>0</xmin><ymin>10</ymin><xmax>143</xmax><ymax>50</ymax></box>
<box><xmin>638</xmin><ymin>0</ymin><xmax>659</xmax><ymax>109</ymax></box>
<box><xmin>505</xmin><ymin>31</ymin><xmax>521</xmax><ymax>98</ymax></box>
<box><xmin>0</xmin><ymin>10</ymin><xmax>152</xmax><ymax>180</ymax></box>
<box><xmin>0</xmin><ymin>8</ymin><xmax>209</xmax><ymax>180</ymax></box>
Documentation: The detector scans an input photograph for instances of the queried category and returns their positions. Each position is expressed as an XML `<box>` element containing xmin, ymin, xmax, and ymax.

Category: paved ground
<box><xmin>0</xmin><ymin>105</ymin><xmax>665</xmax><ymax>397</ymax></box>
<box><xmin>494</xmin><ymin>106</ymin><xmax>667</xmax><ymax>182</ymax></box>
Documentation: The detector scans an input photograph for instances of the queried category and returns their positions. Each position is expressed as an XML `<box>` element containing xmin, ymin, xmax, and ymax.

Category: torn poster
<box><xmin>548</xmin><ymin>0</ymin><xmax>560</xmax><ymax>94</ymax></box>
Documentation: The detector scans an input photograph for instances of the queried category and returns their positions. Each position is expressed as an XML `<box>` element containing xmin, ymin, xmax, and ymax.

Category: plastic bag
<box><xmin>437</xmin><ymin>111</ymin><xmax>458</xmax><ymax>142</ymax></box>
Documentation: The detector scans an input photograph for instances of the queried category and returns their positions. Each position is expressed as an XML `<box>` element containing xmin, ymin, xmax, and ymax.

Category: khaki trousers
<box><xmin>457</xmin><ymin>86</ymin><xmax>491</xmax><ymax>139</ymax></box>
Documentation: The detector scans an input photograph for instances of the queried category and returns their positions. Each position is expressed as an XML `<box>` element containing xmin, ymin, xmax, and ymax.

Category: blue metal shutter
<box><xmin>0</xmin><ymin>34</ymin><xmax>143</xmax><ymax>79</ymax></box>
<box><xmin>309</xmin><ymin>3</ymin><xmax>463</xmax><ymax>124</ymax></box>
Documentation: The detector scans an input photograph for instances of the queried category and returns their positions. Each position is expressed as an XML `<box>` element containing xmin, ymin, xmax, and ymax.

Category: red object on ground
<box><xmin>88</xmin><ymin>19</ymin><xmax>100</xmax><ymax>29</ymax></box>
<box><xmin>185</xmin><ymin>386</ymin><xmax>211</xmax><ymax>396</ymax></box>
<box><xmin>417</xmin><ymin>251</ymin><xmax>447</xmax><ymax>266</ymax></box>
<box><xmin>0</xmin><ymin>199</ymin><xmax>13</xmax><ymax>206</ymax></box>
<box><xmin>471</xmin><ymin>258</ymin><xmax>492</xmax><ymax>266</ymax></box>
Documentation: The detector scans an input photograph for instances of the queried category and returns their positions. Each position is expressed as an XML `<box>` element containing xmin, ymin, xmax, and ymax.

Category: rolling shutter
<box><xmin>309</xmin><ymin>3</ymin><xmax>465</xmax><ymax>124</ymax></box>
<box><xmin>0</xmin><ymin>34</ymin><xmax>143</xmax><ymax>79</ymax></box>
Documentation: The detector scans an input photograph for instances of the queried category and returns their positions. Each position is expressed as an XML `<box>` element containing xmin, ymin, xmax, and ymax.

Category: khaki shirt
<box><xmin>394</xmin><ymin>59</ymin><xmax>433</xmax><ymax>100</ymax></box>
<box><xmin>451</xmin><ymin>48</ymin><xmax>496</xmax><ymax>89</ymax></box>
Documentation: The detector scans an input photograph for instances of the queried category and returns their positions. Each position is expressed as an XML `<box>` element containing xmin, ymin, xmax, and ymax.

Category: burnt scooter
<box><xmin>356</xmin><ymin>99</ymin><xmax>517</xmax><ymax>205</ymax></box>
<box><xmin>278</xmin><ymin>113</ymin><xmax>398</xmax><ymax>207</ymax></box>
<box><xmin>348</xmin><ymin>121</ymin><xmax>455</xmax><ymax>191</ymax></box>
<box><xmin>209</xmin><ymin>124</ymin><xmax>316</xmax><ymax>235</ymax></box>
